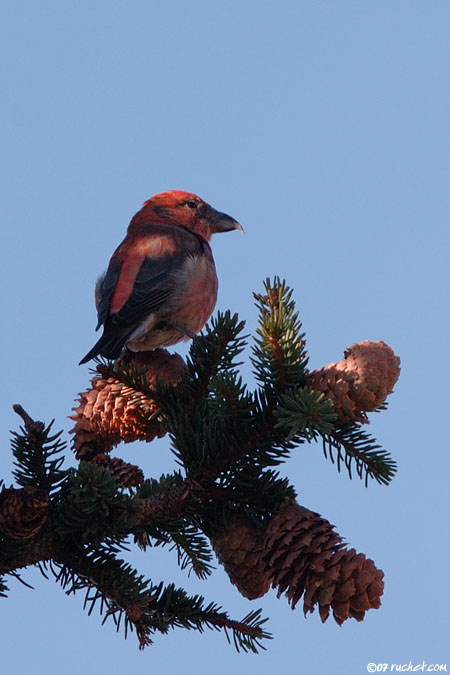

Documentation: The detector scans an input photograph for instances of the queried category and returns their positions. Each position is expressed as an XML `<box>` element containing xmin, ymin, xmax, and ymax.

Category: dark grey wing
<box><xmin>108</xmin><ymin>235</ymin><xmax>205</xmax><ymax>328</ymax></box>
<box><xmin>95</xmin><ymin>261</ymin><xmax>122</xmax><ymax>330</ymax></box>
<box><xmin>79</xmin><ymin>256</ymin><xmax>178</xmax><ymax>365</ymax></box>
<box><xmin>108</xmin><ymin>254</ymin><xmax>182</xmax><ymax>328</ymax></box>
<box><xmin>80</xmin><ymin>228</ymin><xmax>205</xmax><ymax>365</ymax></box>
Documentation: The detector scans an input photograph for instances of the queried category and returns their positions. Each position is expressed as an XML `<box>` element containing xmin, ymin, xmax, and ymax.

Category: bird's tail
<box><xmin>79</xmin><ymin>328</ymin><xmax>134</xmax><ymax>365</ymax></box>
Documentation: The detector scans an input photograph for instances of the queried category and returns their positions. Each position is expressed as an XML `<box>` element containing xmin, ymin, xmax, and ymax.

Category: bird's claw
<box><xmin>174</xmin><ymin>324</ymin><xmax>197</xmax><ymax>340</ymax></box>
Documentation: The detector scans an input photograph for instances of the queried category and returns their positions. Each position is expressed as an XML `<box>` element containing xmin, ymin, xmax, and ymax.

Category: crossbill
<box><xmin>79</xmin><ymin>190</ymin><xmax>243</xmax><ymax>364</ymax></box>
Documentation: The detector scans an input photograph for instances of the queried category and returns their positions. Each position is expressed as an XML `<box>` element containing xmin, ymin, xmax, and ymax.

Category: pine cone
<box><xmin>70</xmin><ymin>349</ymin><xmax>185</xmax><ymax>459</ymax></box>
<box><xmin>91</xmin><ymin>455</ymin><xmax>144</xmax><ymax>488</ymax></box>
<box><xmin>263</xmin><ymin>502</ymin><xmax>384</xmax><ymax>624</ymax></box>
<box><xmin>308</xmin><ymin>340</ymin><xmax>400</xmax><ymax>424</ymax></box>
<box><xmin>0</xmin><ymin>485</ymin><xmax>49</xmax><ymax>540</ymax></box>
<box><xmin>211</xmin><ymin>512</ymin><xmax>271</xmax><ymax>600</ymax></box>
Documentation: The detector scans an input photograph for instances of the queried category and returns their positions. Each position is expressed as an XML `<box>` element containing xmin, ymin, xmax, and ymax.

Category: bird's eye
<box><xmin>186</xmin><ymin>200</ymin><xmax>199</xmax><ymax>209</ymax></box>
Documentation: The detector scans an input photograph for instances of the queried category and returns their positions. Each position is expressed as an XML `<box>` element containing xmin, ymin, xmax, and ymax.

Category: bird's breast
<box><xmin>172</xmin><ymin>251</ymin><xmax>218</xmax><ymax>332</ymax></box>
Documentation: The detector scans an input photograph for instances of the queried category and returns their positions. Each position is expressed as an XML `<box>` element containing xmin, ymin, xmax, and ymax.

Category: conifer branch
<box><xmin>51</xmin><ymin>545</ymin><xmax>269</xmax><ymax>651</ymax></box>
<box><xmin>0</xmin><ymin>531</ymin><xmax>55</xmax><ymax>575</ymax></box>
<box><xmin>185</xmin><ymin>311</ymin><xmax>247</xmax><ymax>402</ymax></box>
<box><xmin>322</xmin><ymin>426</ymin><xmax>397</xmax><ymax>486</ymax></box>
<box><xmin>1</xmin><ymin>277</ymin><xmax>401</xmax><ymax>650</ymax></box>
<box><xmin>252</xmin><ymin>277</ymin><xmax>309</xmax><ymax>394</ymax></box>
<box><xmin>274</xmin><ymin>386</ymin><xmax>338</xmax><ymax>440</ymax></box>
<box><xmin>0</xmin><ymin>576</ymin><xmax>8</xmax><ymax>597</ymax></box>
<box><xmin>11</xmin><ymin>405</ymin><xmax>68</xmax><ymax>494</ymax></box>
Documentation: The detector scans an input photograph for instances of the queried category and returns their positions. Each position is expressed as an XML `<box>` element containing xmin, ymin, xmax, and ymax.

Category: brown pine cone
<box><xmin>211</xmin><ymin>512</ymin><xmax>271</xmax><ymax>600</ymax></box>
<box><xmin>308</xmin><ymin>340</ymin><xmax>400</xmax><ymax>424</ymax></box>
<box><xmin>70</xmin><ymin>349</ymin><xmax>185</xmax><ymax>459</ymax></box>
<box><xmin>91</xmin><ymin>454</ymin><xmax>144</xmax><ymax>488</ymax></box>
<box><xmin>263</xmin><ymin>502</ymin><xmax>384</xmax><ymax>624</ymax></box>
<box><xmin>0</xmin><ymin>485</ymin><xmax>49</xmax><ymax>540</ymax></box>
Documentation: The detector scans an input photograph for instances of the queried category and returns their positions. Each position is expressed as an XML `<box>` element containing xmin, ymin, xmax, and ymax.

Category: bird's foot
<box><xmin>119</xmin><ymin>346</ymin><xmax>137</xmax><ymax>363</ymax></box>
<box><xmin>174</xmin><ymin>324</ymin><xmax>197</xmax><ymax>340</ymax></box>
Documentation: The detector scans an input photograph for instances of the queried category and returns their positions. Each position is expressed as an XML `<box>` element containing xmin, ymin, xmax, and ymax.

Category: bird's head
<box><xmin>130</xmin><ymin>190</ymin><xmax>243</xmax><ymax>241</ymax></box>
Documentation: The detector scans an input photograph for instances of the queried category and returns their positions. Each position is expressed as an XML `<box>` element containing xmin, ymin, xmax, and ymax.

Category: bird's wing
<box><xmin>95</xmin><ymin>263</ymin><xmax>121</xmax><ymax>329</ymax></box>
<box><xmin>97</xmin><ymin>228</ymin><xmax>205</xmax><ymax>331</ymax></box>
<box><xmin>109</xmin><ymin>255</ymin><xmax>178</xmax><ymax>326</ymax></box>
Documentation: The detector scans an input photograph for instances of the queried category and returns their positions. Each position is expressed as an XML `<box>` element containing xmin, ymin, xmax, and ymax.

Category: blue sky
<box><xmin>1</xmin><ymin>2</ymin><xmax>449</xmax><ymax>673</ymax></box>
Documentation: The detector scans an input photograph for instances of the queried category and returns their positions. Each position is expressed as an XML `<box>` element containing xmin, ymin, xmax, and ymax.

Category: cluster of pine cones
<box><xmin>0</xmin><ymin>341</ymin><xmax>398</xmax><ymax>626</ymax></box>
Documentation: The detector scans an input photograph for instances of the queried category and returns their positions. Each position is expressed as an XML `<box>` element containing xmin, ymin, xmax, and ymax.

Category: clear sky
<box><xmin>1</xmin><ymin>2</ymin><xmax>449</xmax><ymax>673</ymax></box>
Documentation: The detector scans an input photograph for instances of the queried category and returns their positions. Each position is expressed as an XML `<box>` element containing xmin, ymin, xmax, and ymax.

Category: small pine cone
<box><xmin>211</xmin><ymin>512</ymin><xmax>271</xmax><ymax>600</ymax></box>
<box><xmin>70</xmin><ymin>349</ymin><xmax>185</xmax><ymax>459</ymax></box>
<box><xmin>308</xmin><ymin>340</ymin><xmax>400</xmax><ymax>424</ymax></box>
<box><xmin>91</xmin><ymin>454</ymin><xmax>144</xmax><ymax>488</ymax></box>
<box><xmin>263</xmin><ymin>502</ymin><xmax>384</xmax><ymax>625</ymax></box>
<box><xmin>0</xmin><ymin>485</ymin><xmax>49</xmax><ymax>540</ymax></box>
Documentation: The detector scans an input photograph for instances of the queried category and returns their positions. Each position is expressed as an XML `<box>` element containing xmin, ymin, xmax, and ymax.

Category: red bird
<box><xmin>79</xmin><ymin>190</ymin><xmax>243</xmax><ymax>364</ymax></box>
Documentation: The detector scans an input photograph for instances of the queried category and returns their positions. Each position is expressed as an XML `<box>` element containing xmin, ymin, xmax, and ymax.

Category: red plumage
<box><xmin>79</xmin><ymin>190</ymin><xmax>243</xmax><ymax>364</ymax></box>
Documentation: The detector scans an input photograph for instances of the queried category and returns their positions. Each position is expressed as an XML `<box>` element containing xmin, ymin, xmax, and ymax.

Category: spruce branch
<box><xmin>322</xmin><ymin>426</ymin><xmax>397</xmax><ymax>486</ymax></box>
<box><xmin>11</xmin><ymin>405</ymin><xmax>68</xmax><ymax>494</ymax></box>
<box><xmin>203</xmin><ymin>470</ymin><xmax>296</xmax><ymax>530</ymax></box>
<box><xmin>54</xmin><ymin>461</ymin><xmax>132</xmax><ymax>542</ymax></box>
<box><xmin>171</xmin><ymin>386</ymin><xmax>299</xmax><ymax>486</ymax></box>
<box><xmin>155</xmin><ymin>522</ymin><xmax>213</xmax><ymax>580</ymax></box>
<box><xmin>222</xmin><ymin>609</ymin><xmax>270</xmax><ymax>653</ymax></box>
<box><xmin>0</xmin><ymin>530</ymin><xmax>55</xmax><ymax>575</ymax></box>
<box><xmin>1</xmin><ymin>277</ymin><xmax>401</xmax><ymax>650</ymax></box>
<box><xmin>184</xmin><ymin>310</ymin><xmax>247</xmax><ymax>402</ymax></box>
<box><xmin>134</xmin><ymin>483</ymin><xmax>214</xmax><ymax>579</ymax></box>
<box><xmin>51</xmin><ymin>544</ymin><xmax>270</xmax><ymax>651</ymax></box>
<box><xmin>0</xmin><ymin>576</ymin><xmax>8</xmax><ymax>597</ymax></box>
<box><xmin>274</xmin><ymin>386</ymin><xmax>338</xmax><ymax>440</ymax></box>
<box><xmin>252</xmin><ymin>277</ymin><xmax>309</xmax><ymax>394</ymax></box>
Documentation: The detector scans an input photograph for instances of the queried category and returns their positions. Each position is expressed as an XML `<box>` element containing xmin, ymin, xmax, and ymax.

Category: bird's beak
<box><xmin>208</xmin><ymin>207</ymin><xmax>244</xmax><ymax>235</ymax></box>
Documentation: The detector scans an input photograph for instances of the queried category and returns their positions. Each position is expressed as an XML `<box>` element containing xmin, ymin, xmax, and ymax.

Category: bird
<box><xmin>79</xmin><ymin>190</ymin><xmax>243</xmax><ymax>365</ymax></box>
